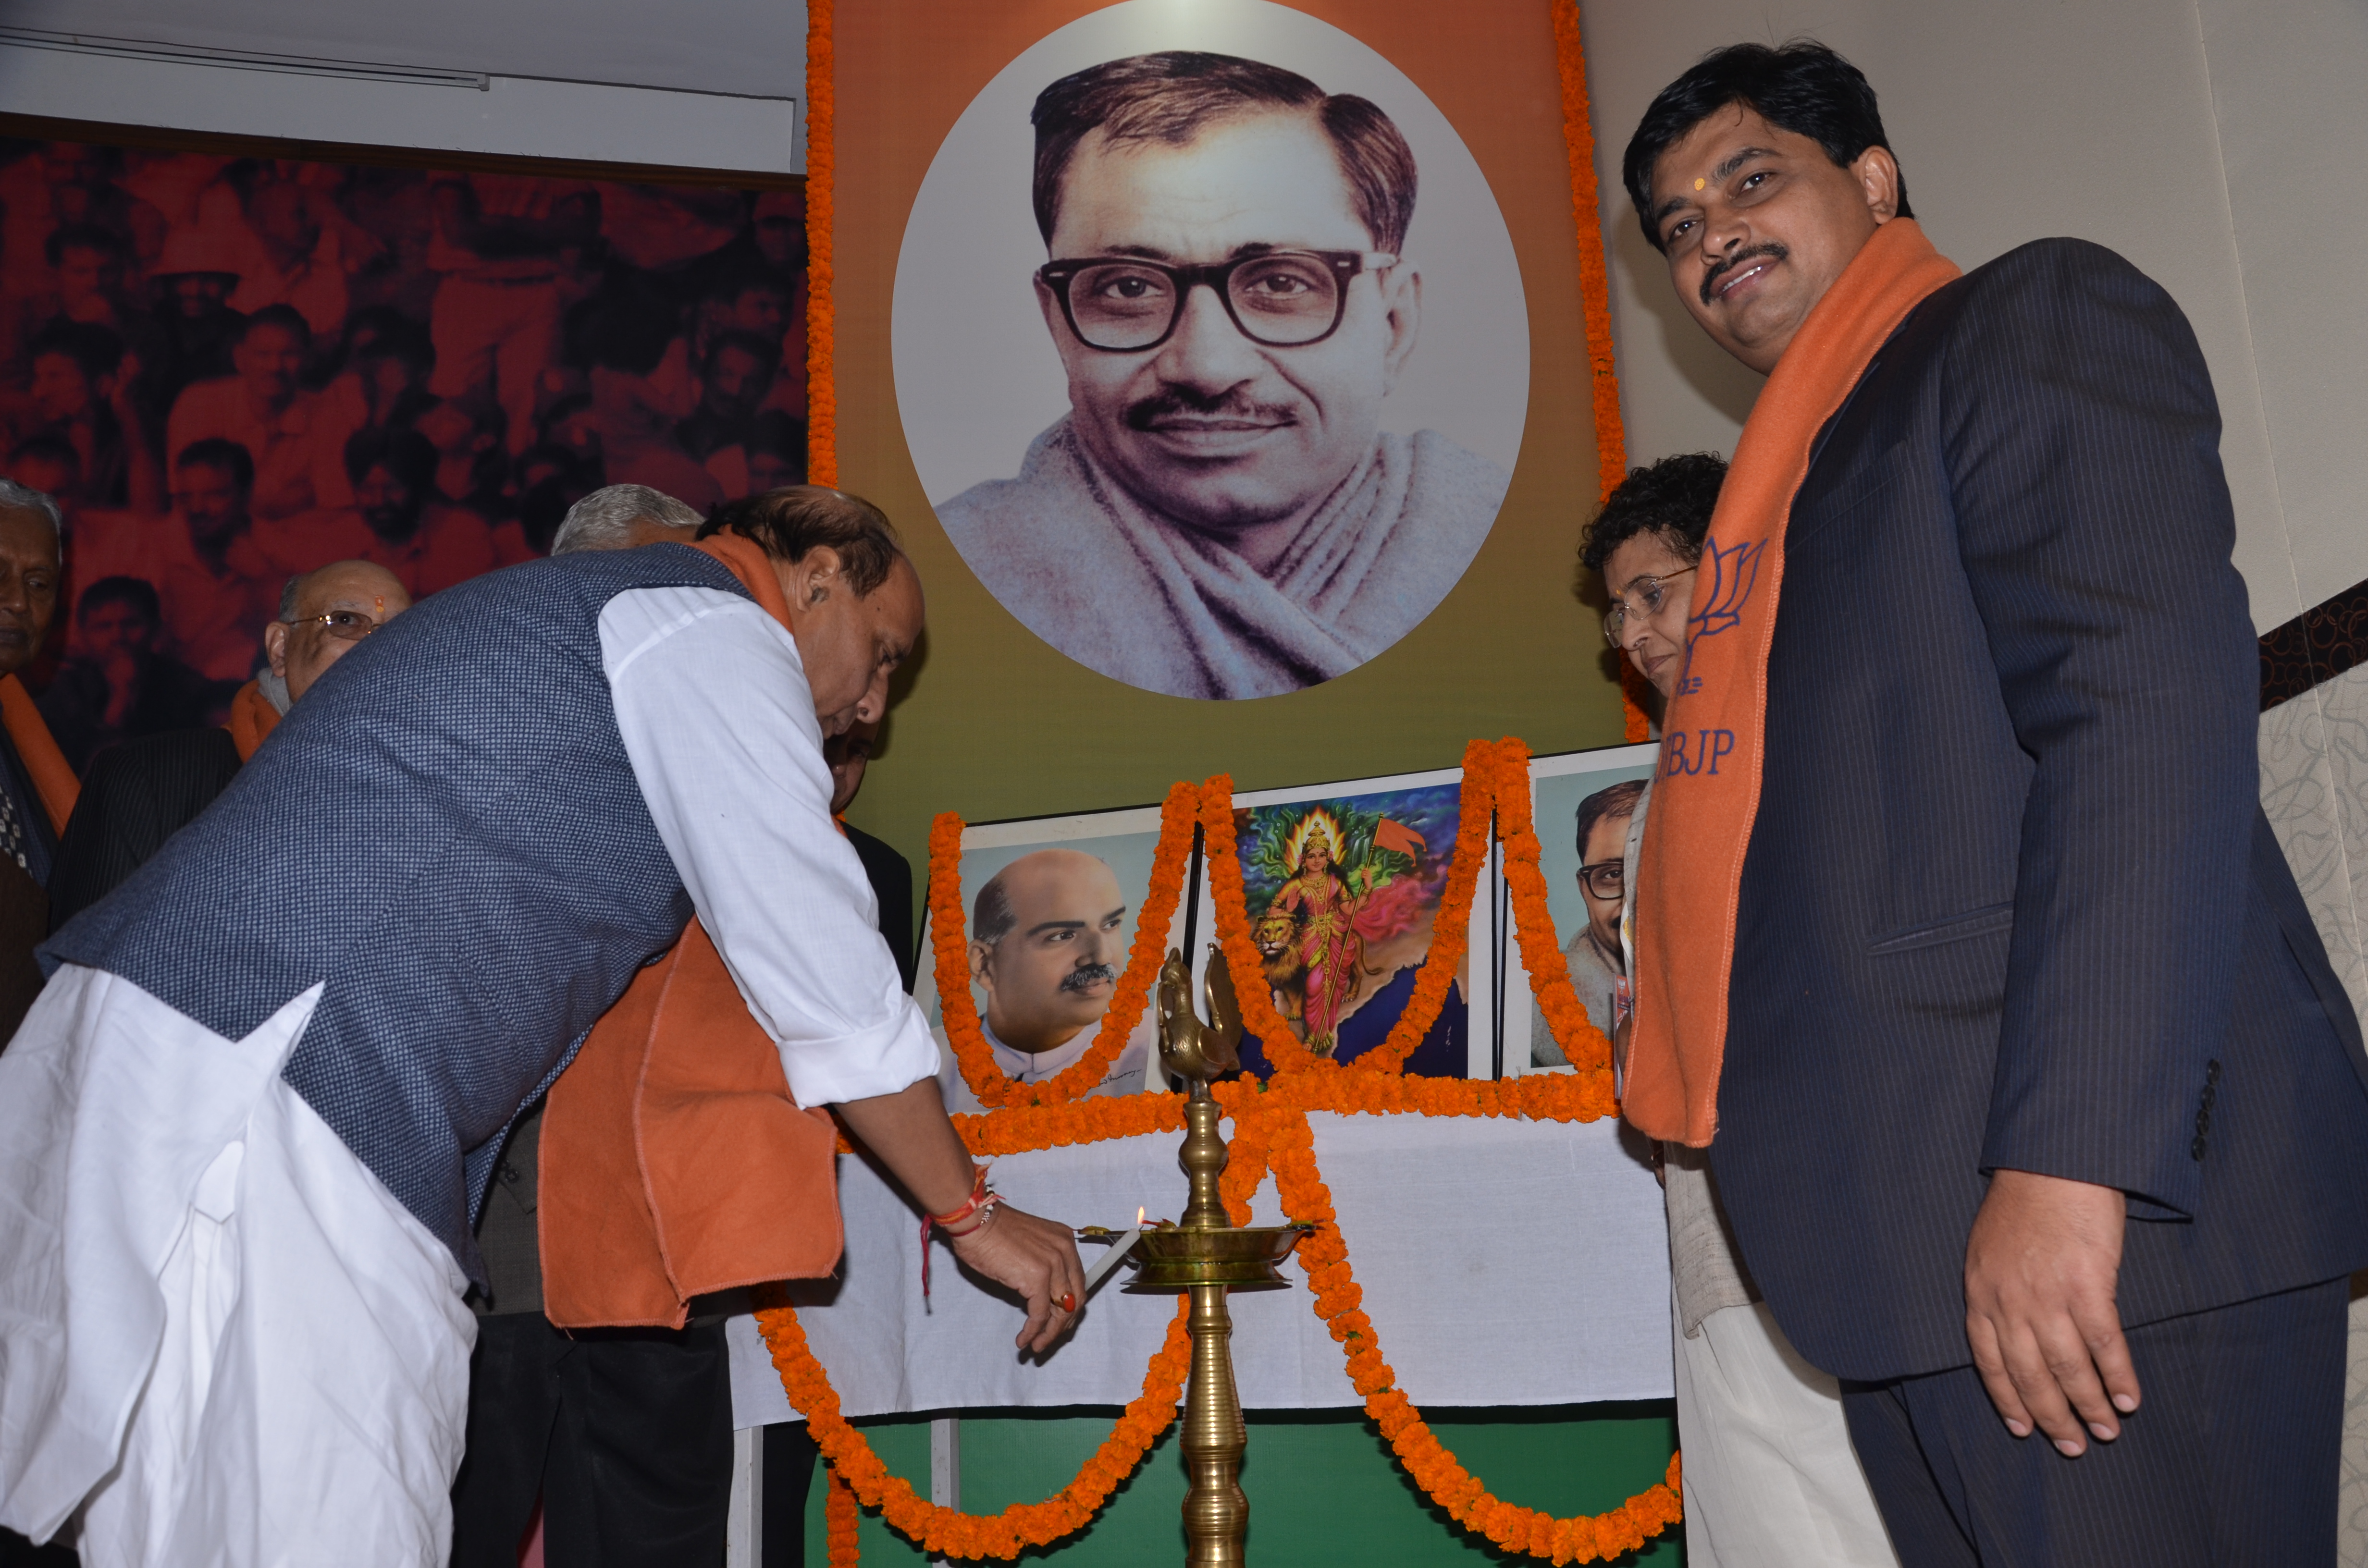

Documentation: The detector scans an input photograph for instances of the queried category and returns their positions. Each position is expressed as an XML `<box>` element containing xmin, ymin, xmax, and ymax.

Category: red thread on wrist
<box><xmin>919</xmin><ymin>1165</ymin><xmax>999</xmax><ymax>1297</ymax></box>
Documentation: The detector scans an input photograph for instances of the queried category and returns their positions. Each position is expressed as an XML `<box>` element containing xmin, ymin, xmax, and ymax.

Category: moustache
<box><xmin>1124</xmin><ymin>386</ymin><xmax>1299</xmax><ymax>432</ymax></box>
<box><xmin>1060</xmin><ymin>963</ymin><xmax>1119</xmax><ymax>994</ymax></box>
<box><xmin>1700</xmin><ymin>242</ymin><xmax>1789</xmax><ymax>306</ymax></box>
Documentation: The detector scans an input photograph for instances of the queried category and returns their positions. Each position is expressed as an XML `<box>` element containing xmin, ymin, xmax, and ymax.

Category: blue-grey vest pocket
<box><xmin>1868</xmin><ymin>903</ymin><xmax>2014</xmax><ymax>955</ymax></box>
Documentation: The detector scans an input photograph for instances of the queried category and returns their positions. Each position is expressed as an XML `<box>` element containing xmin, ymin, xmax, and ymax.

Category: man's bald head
<box><xmin>0</xmin><ymin>483</ymin><xmax>62</xmax><ymax>678</ymax></box>
<box><xmin>265</xmin><ymin>560</ymin><xmax>412</xmax><ymax>702</ymax></box>
<box><xmin>969</xmin><ymin>848</ymin><xmax>1130</xmax><ymax>1054</ymax></box>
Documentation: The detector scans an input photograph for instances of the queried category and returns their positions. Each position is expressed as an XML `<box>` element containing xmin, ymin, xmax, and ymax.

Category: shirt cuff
<box><xmin>778</xmin><ymin>995</ymin><xmax>942</xmax><ymax>1108</ymax></box>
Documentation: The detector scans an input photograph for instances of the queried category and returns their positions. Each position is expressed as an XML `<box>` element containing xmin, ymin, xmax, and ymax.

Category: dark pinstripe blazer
<box><xmin>1709</xmin><ymin>238</ymin><xmax>2368</xmax><ymax>1383</ymax></box>
<box><xmin>46</xmin><ymin>726</ymin><xmax>244</xmax><ymax>931</ymax></box>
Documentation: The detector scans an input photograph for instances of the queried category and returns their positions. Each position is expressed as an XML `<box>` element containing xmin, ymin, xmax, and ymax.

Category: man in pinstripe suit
<box><xmin>1621</xmin><ymin>42</ymin><xmax>2368</xmax><ymax>1564</ymax></box>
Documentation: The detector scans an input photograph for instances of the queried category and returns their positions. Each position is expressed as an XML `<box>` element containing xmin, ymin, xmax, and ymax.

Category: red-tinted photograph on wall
<box><xmin>0</xmin><ymin>124</ymin><xmax>806</xmax><ymax>772</ymax></box>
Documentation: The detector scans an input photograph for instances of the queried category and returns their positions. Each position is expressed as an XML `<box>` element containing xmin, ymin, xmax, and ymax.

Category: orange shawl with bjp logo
<box><xmin>1626</xmin><ymin>220</ymin><xmax>1961</xmax><ymax>1147</ymax></box>
<box><xmin>226</xmin><ymin>680</ymin><xmax>279</xmax><ymax>762</ymax></box>
<box><xmin>538</xmin><ymin>534</ymin><xmax>846</xmax><ymax>1328</ymax></box>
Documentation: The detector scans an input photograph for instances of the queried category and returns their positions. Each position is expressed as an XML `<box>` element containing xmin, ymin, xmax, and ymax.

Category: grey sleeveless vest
<box><xmin>46</xmin><ymin>544</ymin><xmax>754</xmax><ymax>1282</ymax></box>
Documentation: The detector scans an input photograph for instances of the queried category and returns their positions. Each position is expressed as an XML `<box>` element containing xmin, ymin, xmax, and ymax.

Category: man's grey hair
<box><xmin>550</xmin><ymin>484</ymin><xmax>703</xmax><ymax>555</ymax></box>
<box><xmin>0</xmin><ymin>479</ymin><xmax>62</xmax><ymax>538</ymax></box>
<box><xmin>279</xmin><ymin>573</ymin><xmax>304</xmax><ymax>621</ymax></box>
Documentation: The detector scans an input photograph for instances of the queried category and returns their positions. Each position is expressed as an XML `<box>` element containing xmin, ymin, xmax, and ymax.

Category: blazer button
<box><xmin>2191</xmin><ymin>1135</ymin><xmax>2208</xmax><ymax>1161</ymax></box>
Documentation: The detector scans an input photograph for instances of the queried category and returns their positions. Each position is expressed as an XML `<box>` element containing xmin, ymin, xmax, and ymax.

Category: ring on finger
<box><xmin>1056</xmin><ymin>1291</ymin><xmax>1078</xmax><ymax>1313</ymax></box>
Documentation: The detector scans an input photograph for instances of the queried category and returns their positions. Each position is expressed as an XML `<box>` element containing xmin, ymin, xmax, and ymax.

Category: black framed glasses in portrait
<box><xmin>1036</xmin><ymin>249</ymin><xmax>1398</xmax><ymax>353</ymax></box>
<box><xmin>1578</xmin><ymin>858</ymin><xmax>1625</xmax><ymax>901</ymax></box>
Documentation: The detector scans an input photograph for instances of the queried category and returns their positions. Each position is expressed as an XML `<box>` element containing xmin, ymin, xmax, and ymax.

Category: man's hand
<box><xmin>950</xmin><ymin>1206</ymin><xmax>1087</xmax><ymax>1355</ymax></box>
<box><xmin>1963</xmin><ymin>1168</ymin><xmax>2139</xmax><ymax>1456</ymax></box>
<box><xmin>828</xmin><ymin>1077</ymin><xmax>1087</xmax><ymax>1354</ymax></box>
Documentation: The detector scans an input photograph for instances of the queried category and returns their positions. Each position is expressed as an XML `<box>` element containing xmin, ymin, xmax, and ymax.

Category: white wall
<box><xmin>1577</xmin><ymin>0</ymin><xmax>2368</xmax><ymax>631</ymax></box>
<box><xmin>0</xmin><ymin>1</ymin><xmax>803</xmax><ymax>174</ymax></box>
<box><xmin>0</xmin><ymin>0</ymin><xmax>802</xmax><ymax>101</ymax></box>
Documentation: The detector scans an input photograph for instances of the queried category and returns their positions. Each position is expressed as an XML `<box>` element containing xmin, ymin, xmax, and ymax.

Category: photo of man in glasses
<box><xmin>1531</xmin><ymin>776</ymin><xmax>1645</xmax><ymax>1068</ymax></box>
<box><xmin>933</xmin><ymin>49</ymin><xmax>1512</xmax><ymax>701</ymax></box>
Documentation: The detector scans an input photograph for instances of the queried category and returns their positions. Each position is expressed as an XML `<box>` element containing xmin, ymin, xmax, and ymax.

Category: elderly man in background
<box><xmin>937</xmin><ymin>50</ymin><xmax>1510</xmax><ymax>699</ymax></box>
<box><xmin>44</xmin><ymin>560</ymin><xmax>412</xmax><ymax>930</ymax></box>
<box><xmin>937</xmin><ymin>847</ymin><xmax>1154</xmax><ymax>1111</ymax></box>
<box><xmin>0</xmin><ymin>480</ymin><xmax>76</xmax><ymax>1042</ymax></box>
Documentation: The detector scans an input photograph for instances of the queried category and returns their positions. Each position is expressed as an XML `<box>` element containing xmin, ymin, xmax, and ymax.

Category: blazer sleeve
<box><xmin>1944</xmin><ymin>239</ymin><xmax>2257</xmax><ymax>1217</ymax></box>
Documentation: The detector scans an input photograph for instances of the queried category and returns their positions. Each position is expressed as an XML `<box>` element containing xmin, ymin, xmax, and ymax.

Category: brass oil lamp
<box><xmin>1126</xmin><ymin>945</ymin><xmax>1309</xmax><ymax>1566</ymax></box>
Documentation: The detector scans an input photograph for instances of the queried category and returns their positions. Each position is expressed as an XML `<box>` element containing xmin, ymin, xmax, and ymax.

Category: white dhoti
<box><xmin>1672</xmin><ymin>1293</ymin><xmax>1900</xmax><ymax>1568</ymax></box>
<box><xmin>0</xmin><ymin>966</ymin><xmax>475</xmax><ymax>1566</ymax></box>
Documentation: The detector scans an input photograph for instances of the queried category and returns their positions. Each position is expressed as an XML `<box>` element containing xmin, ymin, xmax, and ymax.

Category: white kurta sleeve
<box><xmin>599</xmin><ymin>583</ymin><xmax>938</xmax><ymax>1106</ymax></box>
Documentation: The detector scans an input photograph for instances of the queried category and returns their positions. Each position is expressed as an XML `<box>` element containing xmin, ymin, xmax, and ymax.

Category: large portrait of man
<box><xmin>894</xmin><ymin>3</ymin><xmax>1528</xmax><ymax>701</ymax></box>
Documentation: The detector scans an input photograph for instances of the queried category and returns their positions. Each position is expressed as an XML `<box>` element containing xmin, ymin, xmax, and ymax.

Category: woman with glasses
<box><xmin>1582</xmin><ymin>453</ymin><xmax>1900</xmax><ymax>1568</ymax></box>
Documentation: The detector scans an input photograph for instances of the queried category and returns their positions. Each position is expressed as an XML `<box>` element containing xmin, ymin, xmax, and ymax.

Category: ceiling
<box><xmin>0</xmin><ymin>0</ymin><xmax>805</xmax><ymax>100</ymax></box>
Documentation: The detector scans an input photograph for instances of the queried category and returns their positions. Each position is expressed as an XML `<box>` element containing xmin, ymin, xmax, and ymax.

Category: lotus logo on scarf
<box><xmin>1675</xmin><ymin>536</ymin><xmax>1765</xmax><ymax>698</ymax></box>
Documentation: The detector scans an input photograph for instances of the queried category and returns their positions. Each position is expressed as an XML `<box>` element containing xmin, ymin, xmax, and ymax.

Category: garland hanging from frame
<box><xmin>756</xmin><ymin>742</ymin><xmax>1678</xmax><ymax>1565</ymax></box>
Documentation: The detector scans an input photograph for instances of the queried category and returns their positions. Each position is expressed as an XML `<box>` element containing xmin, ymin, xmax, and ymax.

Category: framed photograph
<box><xmin>915</xmin><ymin>802</ymin><xmax>1191</xmax><ymax>1111</ymax></box>
<box><xmin>1198</xmin><ymin>763</ymin><xmax>1479</xmax><ymax>1077</ymax></box>
<box><xmin>887</xmin><ymin>0</ymin><xmax>1527</xmax><ymax>701</ymax></box>
<box><xmin>1501</xmin><ymin>744</ymin><xmax>1658</xmax><ymax>1078</ymax></box>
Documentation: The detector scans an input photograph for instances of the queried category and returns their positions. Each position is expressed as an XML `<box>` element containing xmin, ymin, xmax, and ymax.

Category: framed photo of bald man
<box><xmin>916</xmin><ymin>803</ymin><xmax>1192</xmax><ymax>1113</ymax></box>
<box><xmin>892</xmin><ymin>0</ymin><xmax>1529</xmax><ymax>701</ymax></box>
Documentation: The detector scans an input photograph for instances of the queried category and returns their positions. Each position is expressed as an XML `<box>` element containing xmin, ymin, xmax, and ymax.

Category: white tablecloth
<box><xmin>727</xmin><ymin>1110</ymin><xmax>1674</xmax><ymax>1424</ymax></box>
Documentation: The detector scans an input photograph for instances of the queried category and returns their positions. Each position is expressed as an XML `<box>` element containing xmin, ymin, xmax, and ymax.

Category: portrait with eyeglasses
<box><xmin>1521</xmin><ymin>768</ymin><xmax>1653</xmax><ymax>1073</ymax></box>
<box><xmin>894</xmin><ymin>4</ymin><xmax>1527</xmax><ymax>701</ymax></box>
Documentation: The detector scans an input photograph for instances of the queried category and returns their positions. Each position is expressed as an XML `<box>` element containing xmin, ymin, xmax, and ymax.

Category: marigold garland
<box><xmin>931</xmin><ymin>749</ymin><xmax>1624</xmax><ymax>1106</ymax></box>
<box><xmin>948</xmin><ymin>1091</ymin><xmax>1185</xmax><ymax>1157</ymax></box>
<box><xmin>825</xmin><ymin>1465</ymin><xmax>860</xmax><ymax>1562</ymax></box>
<box><xmin>1546</xmin><ymin>0</ymin><xmax>1652</xmax><ymax>746</ymax></box>
<box><xmin>1487</xmin><ymin>738</ymin><xmax>1621</xmax><ymax>1104</ymax></box>
<box><xmin>1261</xmin><ymin>1094</ymin><xmax>1682</xmax><ymax>1563</ymax></box>
<box><xmin>805</xmin><ymin>738</ymin><xmax>1667</xmax><ymax>1563</ymax></box>
<box><xmin>802</xmin><ymin>0</ymin><xmax>837</xmax><ymax>487</ymax></box>
<box><xmin>1197</xmin><ymin>776</ymin><xmax>1314</xmax><ymax>1066</ymax></box>
<box><xmin>1547</xmin><ymin>0</ymin><xmax>1625</xmax><ymax>509</ymax></box>
<box><xmin>756</xmin><ymin>1285</ymin><xmax>1192</xmax><ymax>1564</ymax></box>
<box><xmin>930</xmin><ymin>783</ymin><xmax>1198</xmax><ymax>1108</ymax></box>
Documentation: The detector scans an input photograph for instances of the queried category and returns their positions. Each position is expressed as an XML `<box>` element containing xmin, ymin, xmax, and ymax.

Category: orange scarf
<box><xmin>226</xmin><ymin>679</ymin><xmax>280</xmax><ymax>763</ymax></box>
<box><xmin>0</xmin><ymin>674</ymin><xmax>76</xmax><ymax>834</ymax></box>
<box><xmin>1626</xmin><ymin>220</ymin><xmax>1960</xmax><ymax>1146</ymax></box>
<box><xmin>541</xmin><ymin>534</ymin><xmax>845</xmax><ymax>1328</ymax></box>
